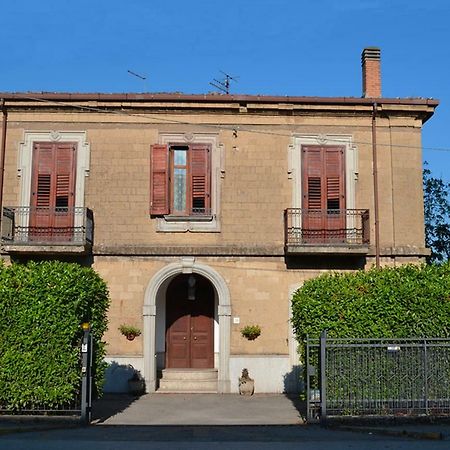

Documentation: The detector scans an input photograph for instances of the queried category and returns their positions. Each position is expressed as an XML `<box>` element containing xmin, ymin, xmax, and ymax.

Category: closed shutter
<box><xmin>189</xmin><ymin>145</ymin><xmax>210</xmax><ymax>214</ymax></box>
<box><xmin>55</xmin><ymin>143</ymin><xmax>76</xmax><ymax>209</ymax></box>
<box><xmin>302</xmin><ymin>146</ymin><xmax>324</xmax><ymax>210</ymax></box>
<box><xmin>32</xmin><ymin>142</ymin><xmax>54</xmax><ymax>209</ymax></box>
<box><xmin>301</xmin><ymin>145</ymin><xmax>345</xmax><ymax>242</ymax></box>
<box><xmin>30</xmin><ymin>142</ymin><xmax>76</xmax><ymax>240</ymax></box>
<box><xmin>324</xmin><ymin>146</ymin><xmax>345</xmax><ymax>210</ymax></box>
<box><xmin>150</xmin><ymin>144</ymin><xmax>169</xmax><ymax>215</ymax></box>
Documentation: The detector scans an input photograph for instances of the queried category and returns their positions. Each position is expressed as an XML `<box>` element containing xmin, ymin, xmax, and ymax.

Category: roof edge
<box><xmin>0</xmin><ymin>92</ymin><xmax>440</xmax><ymax>107</ymax></box>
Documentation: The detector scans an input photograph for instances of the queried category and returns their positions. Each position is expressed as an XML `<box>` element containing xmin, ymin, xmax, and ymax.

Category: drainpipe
<box><xmin>372</xmin><ymin>102</ymin><xmax>380</xmax><ymax>268</ymax></box>
<box><xmin>0</xmin><ymin>99</ymin><xmax>7</xmax><ymax>239</ymax></box>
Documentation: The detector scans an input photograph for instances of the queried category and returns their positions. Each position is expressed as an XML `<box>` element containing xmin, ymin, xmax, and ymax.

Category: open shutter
<box><xmin>150</xmin><ymin>144</ymin><xmax>169</xmax><ymax>215</ymax></box>
<box><xmin>190</xmin><ymin>145</ymin><xmax>210</xmax><ymax>214</ymax></box>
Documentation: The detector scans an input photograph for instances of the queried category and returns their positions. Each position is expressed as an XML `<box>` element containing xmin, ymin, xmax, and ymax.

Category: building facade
<box><xmin>0</xmin><ymin>49</ymin><xmax>438</xmax><ymax>393</ymax></box>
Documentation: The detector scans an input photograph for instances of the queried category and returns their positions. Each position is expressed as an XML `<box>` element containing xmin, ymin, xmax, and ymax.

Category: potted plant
<box><xmin>119</xmin><ymin>324</ymin><xmax>141</xmax><ymax>341</ymax></box>
<box><xmin>240</xmin><ymin>324</ymin><xmax>261</xmax><ymax>341</ymax></box>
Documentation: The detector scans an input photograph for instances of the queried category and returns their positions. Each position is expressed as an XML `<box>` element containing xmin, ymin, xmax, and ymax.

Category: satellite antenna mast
<box><xmin>127</xmin><ymin>69</ymin><xmax>148</xmax><ymax>91</ymax></box>
<box><xmin>209</xmin><ymin>71</ymin><xmax>239</xmax><ymax>94</ymax></box>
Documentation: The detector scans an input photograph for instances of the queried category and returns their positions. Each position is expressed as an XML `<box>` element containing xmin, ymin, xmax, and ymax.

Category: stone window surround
<box><xmin>289</xmin><ymin>133</ymin><xmax>358</xmax><ymax>210</ymax></box>
<box><xmin>156</xmin><ymin>132</ymin><xmax>224</xmax><ymax>232</ymax></box>
<box><xmin>17</xmin><ymin>130</ymin><xmax>90</xmax><ymax>229</ymax></box>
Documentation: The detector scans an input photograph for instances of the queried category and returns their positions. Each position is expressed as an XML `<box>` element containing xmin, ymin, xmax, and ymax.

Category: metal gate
<box><xmin>0</xmin><ymin>325</ymin><xmax>93</xmax><ymax>424</ymax></box>
<box><xmin>306</xmin><ymin>332</ymin><xmax>450</xmax><ymax>422</ymax></box>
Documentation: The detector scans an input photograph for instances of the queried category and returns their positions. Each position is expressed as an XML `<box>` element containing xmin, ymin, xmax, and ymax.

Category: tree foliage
<box><xmin>0</xmin><ymin>261</ymin><xmax>109</xmax><ymax>410</ymax></box>
<box><xmin>423</xmin><ymin>164</ymin><xmax>450</xmax><ymax>263</ymax></box>
<box><xmin>291</xmin><ymin>264</ymin><xmax>450</xmax><ymax>343</ymax></box>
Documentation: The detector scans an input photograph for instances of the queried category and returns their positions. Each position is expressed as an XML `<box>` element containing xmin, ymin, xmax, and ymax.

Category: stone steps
<box><xmin>158</xmin><ymin>369</ymin><xmax>218</xmax><ymax>393</ymax></box>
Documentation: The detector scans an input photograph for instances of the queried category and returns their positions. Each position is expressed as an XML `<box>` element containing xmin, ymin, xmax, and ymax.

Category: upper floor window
<box><xmin>150</xmin><ymin>143</ymin><xmax>211</xmax><ymax>217</ymax></box>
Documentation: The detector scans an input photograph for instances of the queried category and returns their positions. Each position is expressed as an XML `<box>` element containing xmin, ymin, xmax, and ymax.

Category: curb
<box><xmin>328</xmin><ymin>425</ymin><xmax>444</xmax><ymax>441</ymax></box>
<box><xmin>0</xmin><ymin>422</ymin><xmax>83</xmax><ymax>436</ymax></box>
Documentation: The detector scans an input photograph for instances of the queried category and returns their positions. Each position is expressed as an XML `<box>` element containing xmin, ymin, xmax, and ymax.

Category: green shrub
<box><xmin>0</xmin><ymin>261</ymin><xmax>109</xmax><ymax>410</ymax></box>
<box><xmin>292</xmin><ymin>263</ymin><xmax>450</xmax><ymax>343</ymax></box>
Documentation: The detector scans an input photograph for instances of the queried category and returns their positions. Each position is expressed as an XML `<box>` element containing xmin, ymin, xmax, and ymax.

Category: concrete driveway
<box><xmin>92</xmin><ymin>393</ymin><xmax>305</xmax><ymax>425</ymax></box>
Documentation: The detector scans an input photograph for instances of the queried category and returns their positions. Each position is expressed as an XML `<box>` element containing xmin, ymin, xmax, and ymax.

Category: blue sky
<box><xmin>1</xmin><ymin>0</ymin><xmax>449</xmax><ymax>181</ymax></box>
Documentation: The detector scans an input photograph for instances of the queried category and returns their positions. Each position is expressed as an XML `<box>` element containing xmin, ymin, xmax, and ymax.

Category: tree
<box><xmin>423</xmin><ymin>163</ymin><xmax>450</xmax><ymax>263</ymax></box>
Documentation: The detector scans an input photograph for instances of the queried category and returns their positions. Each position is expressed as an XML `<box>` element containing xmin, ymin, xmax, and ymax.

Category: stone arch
<box><xmin>143</xmin><ymin>258</ymin><xmax>231</xmax><ymax>393</ymax></box>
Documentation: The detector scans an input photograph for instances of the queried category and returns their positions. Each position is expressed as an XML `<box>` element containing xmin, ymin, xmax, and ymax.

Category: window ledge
<box><xmin>156</xmin><ymin>216</ymin><xmax>220</xmax><ymax>232</ymax></box>
<box><xmin>163</xmin><ymin>215</ymin><xmax>214</xmax><ymax>223</ymax></box>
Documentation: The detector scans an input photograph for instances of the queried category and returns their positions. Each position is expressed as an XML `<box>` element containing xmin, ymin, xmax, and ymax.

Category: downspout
<box><xmin>372</xmin><ymin>102</ymin><xmax>381</xmax><ymax>268</ymax></box>
<box><xmin>0</xmin><ymin>99</ymin><xmax>7</xmax><ymax>240</ymax></box>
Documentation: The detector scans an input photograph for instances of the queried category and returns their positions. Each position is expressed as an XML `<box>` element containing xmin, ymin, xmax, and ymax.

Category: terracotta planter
<box><xmin>239</xmin><ymin>378</ymin><xmax>255</xmax><ymax>396</ymax></box>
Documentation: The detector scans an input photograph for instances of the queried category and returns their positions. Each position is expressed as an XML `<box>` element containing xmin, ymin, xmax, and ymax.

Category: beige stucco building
<box><xmin>0</xmin><ymin>48</ymin><xmax>438</xmax><ymax>393</ymax></box>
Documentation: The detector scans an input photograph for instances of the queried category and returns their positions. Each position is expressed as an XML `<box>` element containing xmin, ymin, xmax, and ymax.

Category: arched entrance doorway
<box><xmin>143</xmin><ymin>259</ymin><xmax>231</xmax><ymax>393</ymax></box>
<box><xmin>165</xmin><ymin>274</ymin><xmax>214</xmax><ymax>369</ymax></box>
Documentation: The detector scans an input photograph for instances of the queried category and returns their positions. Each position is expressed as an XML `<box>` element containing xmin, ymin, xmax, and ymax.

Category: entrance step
<box><xmin>158</xmin><ymin>369</ymin><xmax>218</xmax><ymax>393</ymax></box>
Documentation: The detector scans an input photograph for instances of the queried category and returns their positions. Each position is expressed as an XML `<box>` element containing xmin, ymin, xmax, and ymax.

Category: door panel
<box><xmin>166</xmin><ymin>274</ymin><xmax>214</xmax><ymax>369</ymax></box>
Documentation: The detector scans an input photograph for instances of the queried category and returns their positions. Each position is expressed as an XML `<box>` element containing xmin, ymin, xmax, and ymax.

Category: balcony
<box><xmin>1</xmin><ymin>207</ymin><xmax>93</xmax><ymax>254</ymax></box>
<box><xmin>284</xmin><ymin>208</ymin><xmax>370</xmax><ymax>255</ymax></box>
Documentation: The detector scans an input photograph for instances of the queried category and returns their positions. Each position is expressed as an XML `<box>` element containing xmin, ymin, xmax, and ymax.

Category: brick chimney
<box><xmin>361</xmin><ymin>47</ymin><xmax>381</xmax><ymax>98</ymax></box>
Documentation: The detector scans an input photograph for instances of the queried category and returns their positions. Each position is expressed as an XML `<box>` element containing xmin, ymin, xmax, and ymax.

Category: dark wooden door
<box><xmin>166</xmin><ymin>274</ymin><xmax>214</xmax><ymax>369</ymax></box>
<box><xmin>30</xmin><ymin>142</ymin><xmax>77</xmax><ymax>241</ymax></box>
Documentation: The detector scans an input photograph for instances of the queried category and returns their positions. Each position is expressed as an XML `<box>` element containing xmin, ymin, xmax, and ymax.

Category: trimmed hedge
<box><xmin>291</xmin><ymin>263</ymin><xmax>450</xmax><ymax>342</ymax></box>
<box><xmin>0</xmin><ymin>261</ymin><xmax>109</xmax><ymax>410</ymax></box>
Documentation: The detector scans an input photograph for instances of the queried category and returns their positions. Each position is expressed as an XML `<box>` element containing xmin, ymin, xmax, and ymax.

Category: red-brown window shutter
<box><xmin>150</xmin><ymin>144</ymin><xmax>169</xmax><ymax>215</ymax></box>
<box><xmin>324</xmin><ymin>146</ymin><xmax>345</xmax><ymax>210</ymax></box>
<box><xmin>189</xmin><ymin>145</ymin><xmax>211</xmax><ymax>213</ymax></box>
<box><xmin>302</xmin><ymin>145</ymin><xmax>345</xmax><ymax>210</ymax></box>
<box><xmin>55</xmin><ymin>143</ymin><xmax>76</xmax><ymax>209</ymax></box>
<box><xmin>32</xmin><ymin>142</ymin><xmax>53</xmax><ymax>208</ymax></box>
<box><xmin>302</xmin><ymin>146</ymin><xmax>324</xmax><ymax>210</ymax></box>
<box><xmin>32</xmin><ymin>142</ymin><xmax>76</xmax><ymax>209</ymax></box>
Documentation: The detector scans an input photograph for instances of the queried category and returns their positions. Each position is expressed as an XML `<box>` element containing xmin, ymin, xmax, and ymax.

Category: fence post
<box><xmin>423</xmin><ymin>339</ymin><xmax>429</xmax><ymax>416</ymax></box>
<box><xmin>306</xmin><ymin>336</ymin><xmax>311</xmax><ymax>422</ymax></box>
<box><xmin>81</xmin><ymin>323</ymin><xmax>93</xmax><ymax>425</ymax></box>
<box><xmin>320</xmin><ymin>330</ymin><xmax>327</xmax><ymax>426</ymax></box>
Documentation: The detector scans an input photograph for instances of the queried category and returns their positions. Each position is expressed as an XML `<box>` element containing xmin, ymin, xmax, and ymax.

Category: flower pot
<box><xmin>239</xmin><ymin>378</ymin><xmax>254</xmax><ymax>396</ymax></box>
<box><xmin>126</xmin><ymin>334</ymin><xmax>136</xmax><ymax>341</ymax></box>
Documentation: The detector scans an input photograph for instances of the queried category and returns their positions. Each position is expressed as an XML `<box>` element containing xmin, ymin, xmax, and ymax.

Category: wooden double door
<box><xmin>165</xmin><ymin>274</ymin><xmax>214</xmax><ymax>369</ymax></box>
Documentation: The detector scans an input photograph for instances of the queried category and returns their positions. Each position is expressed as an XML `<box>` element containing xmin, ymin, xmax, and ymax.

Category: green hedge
<box><xmin>0</xmin><ymin>261</ymin><xmax>109</xmax><ymax>410</ymax></box>
<box><xmin>291</xmin><ymin>263</ymin><xmax>450</xmax><ymax>342</ymax></box>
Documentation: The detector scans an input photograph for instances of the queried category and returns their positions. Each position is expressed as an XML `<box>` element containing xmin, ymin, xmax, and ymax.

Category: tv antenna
<box><xmin>127</xmin><ymin>69</ymin><xmax>148</xmax><ymax>91</ymax></box>
<box><xmin>209</xmin><ymin>71</ymin><xmax>239</xmax><ymax>94</ymax></box>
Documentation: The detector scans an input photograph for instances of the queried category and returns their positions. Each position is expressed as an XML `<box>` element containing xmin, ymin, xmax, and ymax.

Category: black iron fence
<box><xmin>284</xmin><ymin>208</ymin><xmax>370</xmax><ymax>247</ymax></box>
<box><xmin>306</xmin><ymin>332</ymin><xmax>450</xmax><ymax>422</ymax></box>
<box><xmin>0</xmin><ymin>326</ymin><xmax>93</xmax><ymax>424</ymax></box>
<box><xmin>1</xmin><ymin>206</ymin><xmax>93</xmax><ymax>246</ymax></box>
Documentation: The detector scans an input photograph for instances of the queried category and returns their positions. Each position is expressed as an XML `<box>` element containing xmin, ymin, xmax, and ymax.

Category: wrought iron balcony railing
<box><xmin>284</xmin><ymin>208</ymin><xmax>370</xmax><ymax>248</ymax></box>
<box><xmin>1</xmin><ymin>207</ymin><xmax>93</xmax><ymax>247</ymax></box>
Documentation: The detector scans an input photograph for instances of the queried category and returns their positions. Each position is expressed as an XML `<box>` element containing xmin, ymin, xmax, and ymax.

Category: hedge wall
<box><xmin>0</xmin><ymin>261</ymin><xmax>109</xmax><ymax>410</ymax></box>
<box><xmin>291</xmin><ymin>263</ymin><xmax>450</xmax><ymax>342</ymax></box>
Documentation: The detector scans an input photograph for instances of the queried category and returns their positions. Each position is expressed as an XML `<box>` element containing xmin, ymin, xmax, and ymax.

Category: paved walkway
<box><xmin>93</xmin><ymin>393</ymin><xmax>305</xmax><ymax>425</ymax></box>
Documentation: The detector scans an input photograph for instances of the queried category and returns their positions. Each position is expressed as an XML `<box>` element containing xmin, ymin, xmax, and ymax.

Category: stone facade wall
<box><xmin>0</xmin><ymin>98</ymin><xmax>434</xmax><ymax>392</ymax></box>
